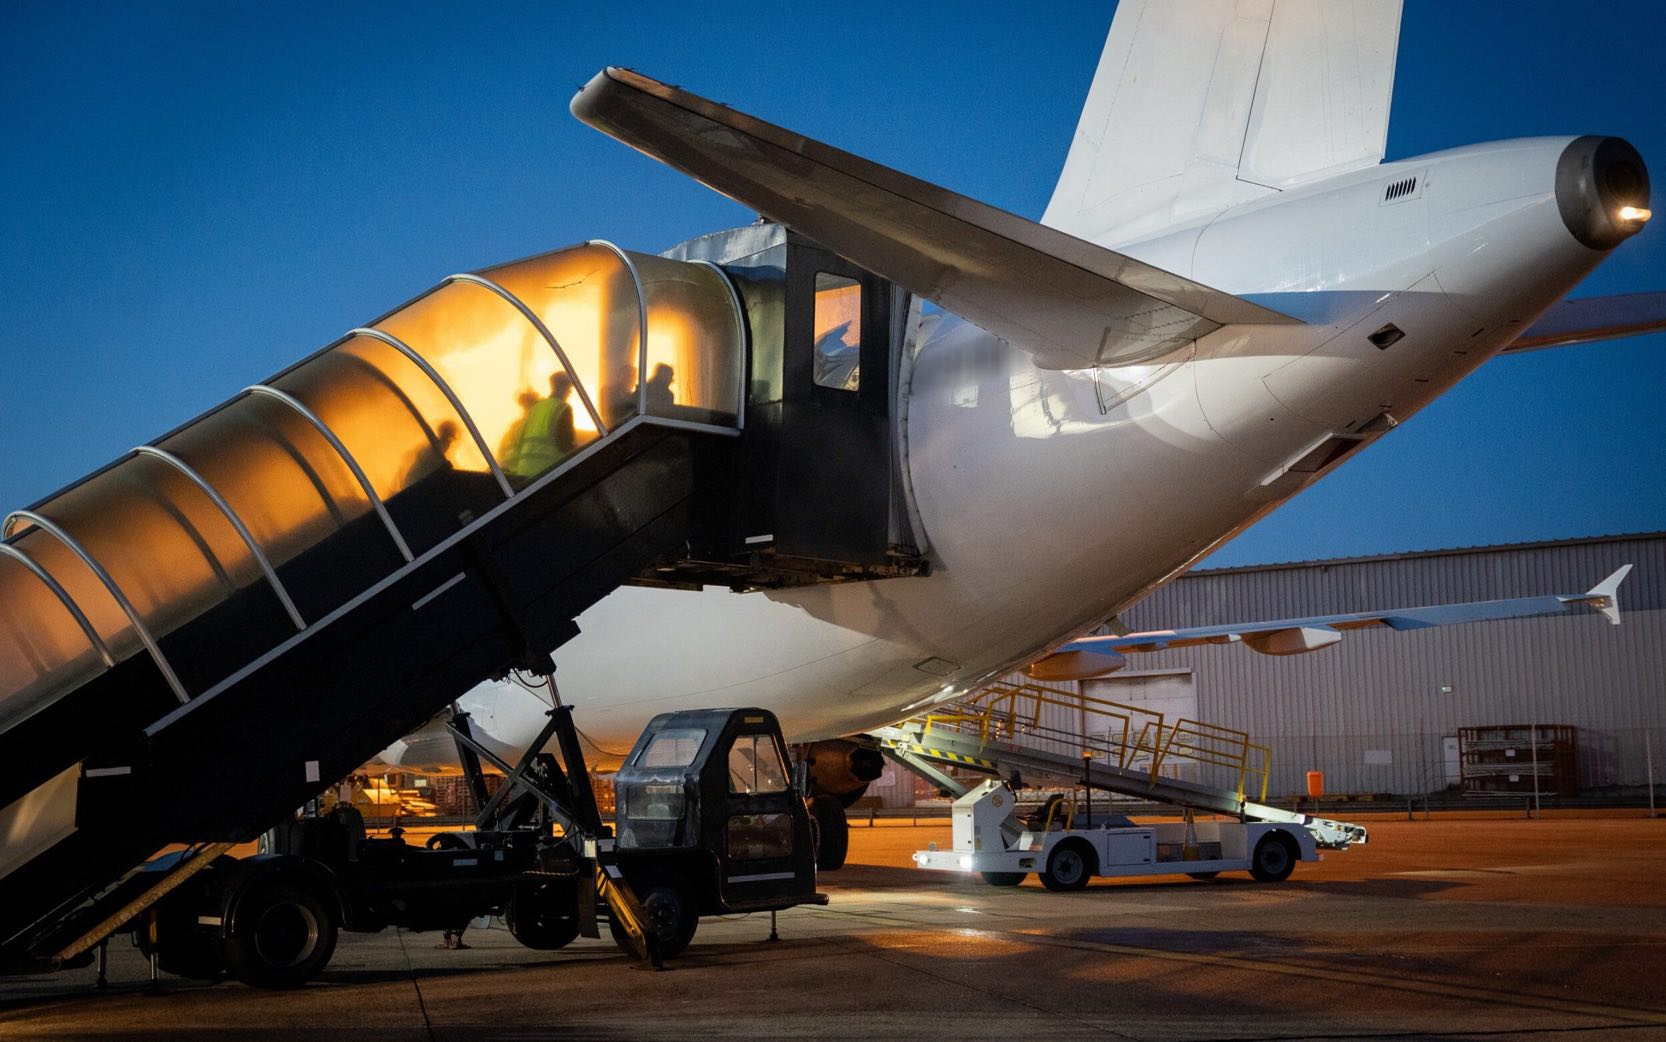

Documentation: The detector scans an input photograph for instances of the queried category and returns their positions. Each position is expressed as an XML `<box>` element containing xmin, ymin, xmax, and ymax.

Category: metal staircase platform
<box><xmin>873</xmin><ymin>683</ymin><xmax>1366</xmax><ymax>849</ymax></box>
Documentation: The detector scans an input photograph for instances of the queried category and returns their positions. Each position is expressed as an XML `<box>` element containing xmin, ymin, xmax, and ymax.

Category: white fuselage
<box><xmin>377</xmin><ymin>137</ymin><xmax>1612</xmax><ymax>771</ymax></box>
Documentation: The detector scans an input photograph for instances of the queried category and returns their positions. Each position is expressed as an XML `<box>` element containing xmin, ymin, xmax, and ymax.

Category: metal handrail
<box><xmin>444</xmin><ymin>273</ymin><xmax>608</xmax><ymax>439</ymax></box>
<box><xmin>0</xmin><ymin>542</ymin><xmax>116</xmax><ymax>668</ymax></box>
<box><xmin>690</xmin><ymin>258</ymin><xmax>749</xmax><ymax>431</ymax></box>
<box><xmin>133</xmin><ymin>446</ymin><xmax>306</xmax><ymax>631</ymax></box>
<box><xmin>244</xmin><ymin>385</ymin><xmax>414</xmax><ymax>563</ymax></box>
<box><xmin>918</xmin><ymin>680</ymin><xmax>1272</xmax><ymax>804</ymax></box>
<box><xmin>586</xmin><ymin>240</ymin><xmax>650</xmax><ymax>423</ymax></box>
<box><xmin>345</xmin><ymin>328</ymin><xmax>515</xmax><ymax>499</ymax></box>
<box><xmin>0</xmin><ymin>511</ymin><xmax>188</xmax><ymax>704</ymax></box>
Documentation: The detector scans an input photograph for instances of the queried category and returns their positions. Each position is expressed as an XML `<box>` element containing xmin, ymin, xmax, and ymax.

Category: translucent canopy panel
<box><xmin>0</xmin><ymin>239</ymin><xmax>744</xmax><ymax>717</ymax></box>
<box><xmin>159</xmin><ymin>393</ymin><xmax>395</xmax><ymax>625</ymax></box>
<box><xmin>3</xmin><ymin>452</ymin><xmax>299</xmax><ymax>695</ymax></box>
<box><xmin>476</xmin><ymin>244</ymin><xmax>641</xmax><ymax>436</ymax></box>
<box><xmin>378</xmin><ymin>276</ymin><xmax>604</xmax><ymax>486</ymax></box>
<box><xmin>0</xmin><ymin>553</ymin><xmax>108</xmax><ymax>734</ymax></box>
<box><xmin>629</xmin><ymin>252</ymin><xmax>744</xmax><ymax>424</ymax></box>
<box><xmin>272</xmin><ymin>334</ymin><xmax>505</xmax><ymax>554</ymax></box>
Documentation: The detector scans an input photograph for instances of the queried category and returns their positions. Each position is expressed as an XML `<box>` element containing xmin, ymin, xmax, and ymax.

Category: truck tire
<box><xmin>610</xmin><ymin>876</ymin><xmax>698</xmax><ymax>959</ymax></box>
<box><xmin>505</xmin><ymin>880</ymin><xmax>581</xmax><ymax>950</ymax></box>
<box><xmin>1248</xmin><ymin>832</ymin><xmax>1298</xmax><ymax>883</ymax></box>
<box><xmin>1039</xmin><ymin>839</ymin><xmax>1095</xmax><ymax>892</ymax></box>
<box><xmin>981</xmin><ymin>871</ymin><xmax>1027</xmax><ymax>887</ymax></box>
<box><xmin>223</xmin><ymin>882</ymin><xmax>337</xmax><ymax>988</ymax></box>
<box><xmin>809</xmin><ymin>795</ymin><xmax>849</xmax><ymax>871</ymax></box>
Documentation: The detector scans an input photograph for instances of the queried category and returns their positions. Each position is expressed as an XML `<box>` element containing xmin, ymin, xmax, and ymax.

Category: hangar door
<box><xmin>1083</xmin><ymin>672</ymin><xmax>1199</xmax><ymax>784</ymax></box>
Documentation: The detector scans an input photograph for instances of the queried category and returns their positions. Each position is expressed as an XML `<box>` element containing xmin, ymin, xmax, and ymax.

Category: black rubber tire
<box><xmin>809</xmin><ymin>795</ymin><xmax>849</xmax><ymax>871</ymax></box>
<box><xmin>1249</xmin><ymin>832</ymin><xmax>1298</xmax><ymax>883</ymax></box>
<box><xmin>504</xmin><ymin>880</ymin><xmax>581</xmax><ymax>950</ymax></box>
<box><xmin>981</xmin><ymin>871</ymin><xmax>1027</xmax><ymax>887</ymax></box>
<box><xmin>424</xmin><ymin>832</ymin><xmax>469</xmax><ymax>851</ymax></box>
<box><xmin>1039</xmin><ymin>840</ymin><xmax>1095</xmax><ymax>892</ymax></box>
<box><xmin>609</xmin><ymin>878</ymin><xmax>698</xmax><ymax>959</ymax></box>
<box><xmin>223</xmin><ymin>883</ymin><xmax>337</xmax><ymax>988</ymax></box>
<box><xmin>1187</xmin><ymin>871</ymin><xmax>1221</xmax><ymax>881</ymax></box>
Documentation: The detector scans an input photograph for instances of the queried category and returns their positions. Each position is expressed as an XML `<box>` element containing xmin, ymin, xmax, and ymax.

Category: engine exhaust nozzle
<box><xmin>1557</xmin><ymin>135</ymin><xmax>1651</xmax><ymax>250</ymax></box>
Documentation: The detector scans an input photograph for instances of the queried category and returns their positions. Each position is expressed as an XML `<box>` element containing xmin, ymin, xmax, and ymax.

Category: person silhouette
<box><xmin>643</xmin><ymin>363</ymin><xmax>675</xmax><ymax>413</ymax></box>
<box><xmin>609</xmin><ymin>362</ymin><xmax>639</xmax><ymax>424</ymax></box>
<box><xmin>399</xmin><ymin>420</ymin><xmax>459</xmax><ymax>488</ymax></box>
<box><xmin>504</xmin><ymin>373</ymin><xmax>576</xmax><ymax>481</ymax></box>
<box><xmin>497</xmin><ymin>389</ymin><xmax>542</xmax><ymax>465</ymax></box>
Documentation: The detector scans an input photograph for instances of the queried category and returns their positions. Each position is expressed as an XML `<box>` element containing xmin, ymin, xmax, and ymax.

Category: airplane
<box><xmin>367</xmin><ymin>0</ymin><xmax>1662</xmax><ymax>862</ymax></box>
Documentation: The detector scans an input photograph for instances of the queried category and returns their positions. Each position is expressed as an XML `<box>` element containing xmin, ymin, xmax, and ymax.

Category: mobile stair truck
<box><xmin>914</xmin><ymin>780</ymin><xmax>1318</xmax><ymax>890</ymax></box>
<box><xmin>882</xmin><ymin>681</ymin><xmax>1367</xmax><ymax>890</ymax></box>
<box><xmin>0</xmin><ymin>223</ymin><xmax>925</xmax><ymax>987</ymax></box>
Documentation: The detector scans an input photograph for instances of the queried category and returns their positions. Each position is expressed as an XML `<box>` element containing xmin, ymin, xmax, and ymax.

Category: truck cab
<box><xmin>611</xmin><ymin>708</ymin><xmax>824</xmax><ymax>954</ymax></box>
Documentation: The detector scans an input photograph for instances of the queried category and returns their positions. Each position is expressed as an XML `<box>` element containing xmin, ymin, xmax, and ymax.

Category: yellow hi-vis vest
<box><xmin>505</xmin><ymin>397</ymin><xmax>570</xmax><ymax>479</ymax></box>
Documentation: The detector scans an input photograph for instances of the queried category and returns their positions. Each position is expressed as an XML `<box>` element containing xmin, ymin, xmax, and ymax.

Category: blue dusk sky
<box><xmin>2</xmin><ymin>1</ymin><xmax>1663</xmax><ymax>569</ymax></box>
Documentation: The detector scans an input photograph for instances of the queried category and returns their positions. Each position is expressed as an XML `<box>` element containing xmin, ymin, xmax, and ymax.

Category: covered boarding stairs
<box><xmin>0</xmin><ymin>241</ymin><xmax>749</xmax><ymax>961</ymax></box>
<box><xmin>875</xmin><ymin>682</ymin><xmax>1366</xmax><ymax>848</ymax></box>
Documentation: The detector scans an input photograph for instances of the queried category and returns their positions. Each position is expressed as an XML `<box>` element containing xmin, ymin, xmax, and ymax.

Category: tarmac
<box><xmin>3</xmin><ymin>812</ymin><xmax>1664</xmax><ymax>1041</ymax></box>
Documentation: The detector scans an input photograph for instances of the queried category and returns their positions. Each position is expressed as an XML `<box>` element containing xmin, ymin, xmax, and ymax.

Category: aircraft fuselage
<box><xmin>379</xmin><ymin>136</ymin><xmax>1635</xmax><ymax>771</ymax></box>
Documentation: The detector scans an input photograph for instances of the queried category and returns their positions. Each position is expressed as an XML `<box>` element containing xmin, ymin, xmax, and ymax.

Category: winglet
<box><xmin>1568</xmin><ymin>564</ymin><xmax>1632</xmax><ymax>625</ymax></box>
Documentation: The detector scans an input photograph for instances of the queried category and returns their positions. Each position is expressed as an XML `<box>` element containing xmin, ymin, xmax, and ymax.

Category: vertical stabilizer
<box><xmin>1043</xmin><ymin>0</ymin><xmax>1403</xmax><ymax>248</ymax></box>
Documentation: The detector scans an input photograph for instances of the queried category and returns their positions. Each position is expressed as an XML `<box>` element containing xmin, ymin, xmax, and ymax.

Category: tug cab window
<box><xmin>812</xmin><ymin>273</ymin><xmax>862</xmax><ymax>391</ymax></box>
<box><xmin>728</xmin><ymin>734</ymin><xmax>789</xmax><ymax>795</ymax></box>
<box><xmin>638</xmin><ymin>728</ymin><xmax>706</xmax><ymax>768</ymax></box>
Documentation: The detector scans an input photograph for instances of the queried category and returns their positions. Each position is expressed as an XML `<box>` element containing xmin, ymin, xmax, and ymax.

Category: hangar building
<box><xmin>867</xmin><ymin>532</ymin><xmax>1664</xmax><ymax>804</ymax></box>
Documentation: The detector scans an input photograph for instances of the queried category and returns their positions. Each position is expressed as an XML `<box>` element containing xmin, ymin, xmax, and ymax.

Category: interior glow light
<box><xmin>1618</xmin><ymin>206</ymin><xmax>1652</xmax><ymax>222</ymax></box>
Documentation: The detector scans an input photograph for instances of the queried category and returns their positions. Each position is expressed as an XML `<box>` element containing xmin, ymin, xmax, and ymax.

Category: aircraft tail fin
<box><xmin>1044</xmin><ymin>0</ymin><xmax>1403</xmax><ymax>248</ymax></box>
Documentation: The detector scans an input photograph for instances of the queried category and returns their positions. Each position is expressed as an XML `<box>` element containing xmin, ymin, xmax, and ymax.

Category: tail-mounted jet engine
<box><xmin>797</xmin><ymin>739</ymin><xmax>885</xmax><ymax>806</ymax></box>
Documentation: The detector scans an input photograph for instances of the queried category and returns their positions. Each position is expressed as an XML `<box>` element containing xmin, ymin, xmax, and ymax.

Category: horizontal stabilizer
<box><xmin>571</xmin><ymin>68</ymin><xmax>1298</xmax><ymax>370</ymax></box>
<box><xmin>1505</xmin><ymin>292</ymin><xmax>1666</xmax><ymax>353</ymax></box>
<box><xmin>1042</xmin><ymin>565</ymin><xmax>1633</xmax><ymax>674</ymax></box>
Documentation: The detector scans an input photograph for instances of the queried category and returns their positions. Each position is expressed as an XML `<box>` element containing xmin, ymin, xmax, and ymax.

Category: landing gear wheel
<box><xmin>224</xmin><ymin>884</ymin><xmax>337</xmax><ymax>988</ymax></box>
<box><xmin>504</xmin><ymin>880</ymin><xmax>581</xmax><ymax>950</ymax></box>
<box><xmin>1249</xmin><ymin>832</ymin><xmax>1298</xmax><ymax>883</ymax></box>
<box><xmin>981</xmin><ymin>871</ymin><xmax>1027</xmax><ymax>887</ymax></box>
<box><xmin>808</xmin><ymin>795</ymin><xmax>849</xmax><ymax>871</ymax></box>
<box><xmin>1039</xmin><ymin>840</ymin><xmax>1095</xmax><ymax>892</ymax></box>
<box><xmin>610</xmin><ymin>878</ymin><xmax>698</xmax><ymax>959</ymax></box>
<box><xmin>1186</xmin><ymin>871</ymin><xmax>1220</xmax><ymax>881</ymax></box>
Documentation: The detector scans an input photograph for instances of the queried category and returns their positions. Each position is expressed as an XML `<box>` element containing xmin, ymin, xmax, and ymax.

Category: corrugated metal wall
<box><xmin>1113</xmin><ymin>533</ymin><xmax>1666</xmax><ymax>797</ymax></box>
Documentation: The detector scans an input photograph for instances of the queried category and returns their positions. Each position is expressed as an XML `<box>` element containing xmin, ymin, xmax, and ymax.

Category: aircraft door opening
<box><xmin>772</xmin><ymin>236</ymin><xmax>894</xmax><ymax>565</ymax></box>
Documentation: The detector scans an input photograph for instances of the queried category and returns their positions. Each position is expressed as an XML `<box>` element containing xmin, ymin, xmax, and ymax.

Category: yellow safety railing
<box><xmin>916</xmin><ymin>681</ymin><xmax>1271</xmax><ymax>804</ymax></box>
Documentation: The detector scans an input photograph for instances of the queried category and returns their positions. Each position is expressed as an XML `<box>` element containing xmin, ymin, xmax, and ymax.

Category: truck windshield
<box><xmin>728</xmin><ymin>734</ymin><xmax>789</xmax><ymax>795</ymax></box>
<box><xmin>637</xmin><ymin>728</ymin><xmax>706</xmax><ymax>768</ymax></box>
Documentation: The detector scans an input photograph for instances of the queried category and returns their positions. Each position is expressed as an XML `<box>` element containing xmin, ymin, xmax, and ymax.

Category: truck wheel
<box><xmin>505</xmin><ymin>881</ymin><xmax>581</xmax><ymax>950</ymax></box>
<box><xmin>610</xmin><ymin>877</ymin><xmax>698</xmax><ymax>959</ymax></box>
<box><xmin>809</xmin><ymin>795</ymin><xmax>849</xmax><ymax>871</ymax></box>
<box><xmin>224</xmin><ymin>883</ymin><xmax>337</xmax><ymax>988</ymax></box>
<box><xmin>981</xmin><ymin>871</ymin><xmax>1027</xmax><ymax>887</ymax></box>
<box><xmin>1040</xmin><ymin>840</ymin><xmax>1095</xmax><ymax>892</ymax></box>
<box><xmin>1248</xmin><ymin>832</ymin><xmax>1298</xmax><ymax>883</ymax></box>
